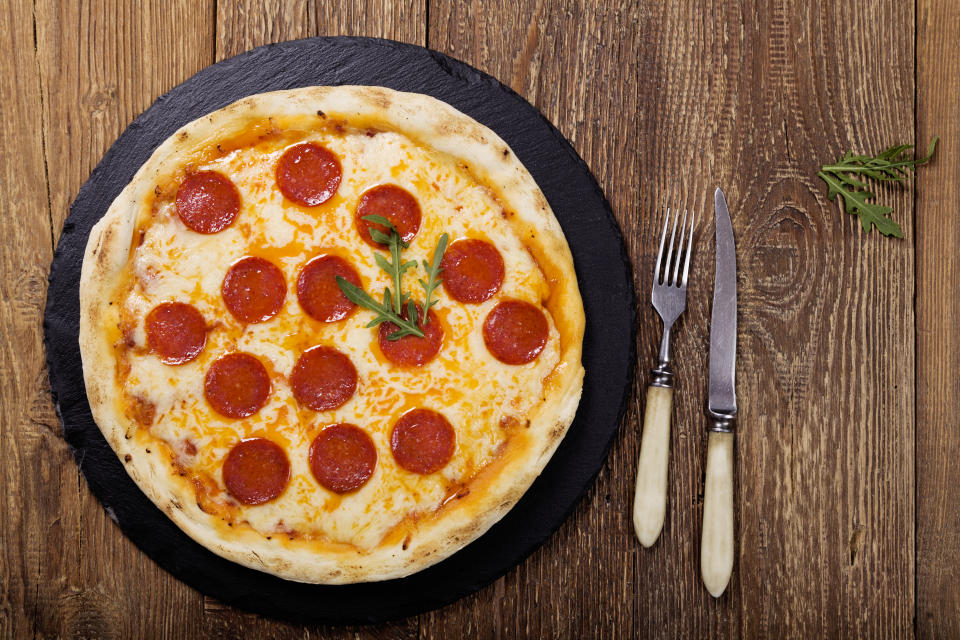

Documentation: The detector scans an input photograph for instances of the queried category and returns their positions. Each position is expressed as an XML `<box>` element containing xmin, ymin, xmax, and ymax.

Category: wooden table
<box><xmin>2</xmin><ymin>1</ymin><xmax>957</xmax><ymax>637</ymax></box>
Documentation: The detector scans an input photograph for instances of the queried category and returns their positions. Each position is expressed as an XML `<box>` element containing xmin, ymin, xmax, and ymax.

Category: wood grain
<box><xmin>717</xmin><ymin>2</ymin><xmax>915</xmax><ymax>637</ymax></box>
<box><xmin>1</xmin><ymin>0</ymin><xmax>957</xmax><ymax>636</ymax></box>
<box><xmin>315</xmin><ymin>0</ymin><xmax>425</xmax><ymax>44</ymax></box>
<box><xmin>27</xmin><ymin>1</ymin><xmax>213</xmax><ymax>638</ymax></box>
<box><xmin>216</xmin><ymin>0</ymin><xmax>313</xmax><ymax>61</ymax></box>
<box><xmin>0</xmin><ymin>1</ymin><xmax>57</xmax><ymax>637</ymax></box>
<box><xmin>216</xmin><ymin>0</ymin><xmax>426</xmax><ymax>62</ymax></box>
<box><xmin>916</xmin><ymin>2</ymin><xmax>960</xmax><ymax>638</ymax></box>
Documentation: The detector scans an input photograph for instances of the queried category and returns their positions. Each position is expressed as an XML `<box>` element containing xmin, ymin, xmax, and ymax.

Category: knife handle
<box><xmin>701</xmin><ymin>430</ymin><xmax>734</xmax><ymax>597</ymax></box>
<box><xmin>633</xmin><ymin>385</ymin><xmax>672</xmax><ymax>547</ymax></box>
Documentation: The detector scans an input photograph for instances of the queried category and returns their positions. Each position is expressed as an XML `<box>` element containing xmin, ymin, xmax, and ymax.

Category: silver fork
<box><xmin>633</xmin><ymin>206</ymin><xmax>696</xmax><ymax>547</ymax></box>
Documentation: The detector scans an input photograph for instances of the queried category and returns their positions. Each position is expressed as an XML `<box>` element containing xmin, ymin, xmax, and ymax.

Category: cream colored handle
<box><xmin>701</xmin><ymin>431</ymin><xmax>734</xmax><ymax>597</ymax></box>
<box><xmin>633</xmin><ymin>385</ymin><xmax>673</xmax><ymax>547</ymax></box>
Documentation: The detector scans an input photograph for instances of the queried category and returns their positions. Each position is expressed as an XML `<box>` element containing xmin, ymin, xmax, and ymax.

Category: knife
<box><xmin>701</xmin><ymin>186</ymin><xmax>737</xmax><ymax>597</ymax></box>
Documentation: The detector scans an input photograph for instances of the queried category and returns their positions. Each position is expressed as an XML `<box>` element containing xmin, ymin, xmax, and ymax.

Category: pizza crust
<box><xmin>79</xmin><ymin>86</ymin><xmax>585</xmax><ymax>583</ymax></box>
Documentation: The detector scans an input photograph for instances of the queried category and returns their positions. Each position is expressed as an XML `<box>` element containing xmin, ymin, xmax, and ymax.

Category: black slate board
<box><xmin>44</xmin><ymin>37</ymin><xmax>636</xmax><ymax>624</ymax></box>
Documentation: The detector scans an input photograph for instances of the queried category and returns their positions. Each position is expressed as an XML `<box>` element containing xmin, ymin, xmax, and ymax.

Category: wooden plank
<box><xmin>315</xmin><ymin>0</ymin><xmax>426</xmax><ymax>44</ymax></box>
<box><xmin>216</xmin><ymin>0</ymin><xmax>427</xmax><ymax>63</ymax></box>
<box><xmin>427</xmin><ymin>0</ymin><xmax>916</xmax><ymax>637</ymax></box>
<box><xmin>203</xmin><ymin>599</ymin><xmax>418</xmax><ymax>640</ymax></box>
<box><xmin>25</xmin><ymin>1</ymin><xmax>215</xmax><ymax>637</ymax></box>
<box><xmin>723</xmin><ymin>3</ymin><xmax>914</xmax><ymax>635</ymax></box>
<box><xmin>216</xmin><ymin>0</ymin><xmax>313</xmax><ymax>61</ymax></box>
<box><xmin>916</xmin><ymin>2</ymin><xmax>960</xmax><ymax>637</ymax></box>
<box><xmin>0</xmin><ymin>1</ymin><xmax>58</xmax><ymax>638</ymax></box>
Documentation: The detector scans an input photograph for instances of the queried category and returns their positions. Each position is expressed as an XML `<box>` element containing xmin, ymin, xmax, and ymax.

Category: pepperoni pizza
<box><xmin>79</xmin><ymin>86</ymin><xmax>584</xmax><ymax>583</ymax></box>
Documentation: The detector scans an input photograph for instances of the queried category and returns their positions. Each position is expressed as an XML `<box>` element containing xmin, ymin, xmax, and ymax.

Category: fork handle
<box><xmin>701</xmin><ymin>431</ymin><xmax>734</xmax><ymax>597</ymax></box>
<box><xmin>633</xmin><ymin>384</ymin><xmax>672</xmax><ymax>547</ymax></box>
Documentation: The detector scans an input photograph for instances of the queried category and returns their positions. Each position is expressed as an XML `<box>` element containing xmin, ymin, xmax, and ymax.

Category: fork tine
<box><xmin>653</xmin><ymin>207</ymin><xmax>670</xmax><ymax>284</ymax></box>
<box><xmin>681</xmin><ymin>209</ymin><xmax>695</xmax><ymax>286</ymax></box>
<box><xmin>672</xmin><ymin>209</ymin><xmax>688</xmax><ymax>285</ymax></box>
<box><xmin>663</xmin><ymin>207</ymin><xmax>680</xmax><ymax>285</ymax></box>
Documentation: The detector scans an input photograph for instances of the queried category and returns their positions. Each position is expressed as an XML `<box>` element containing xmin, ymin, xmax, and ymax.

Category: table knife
<box><xmin>701</xmin><ymin>186</ymin><xmax>737</xmax><ymax>598</ymax></box>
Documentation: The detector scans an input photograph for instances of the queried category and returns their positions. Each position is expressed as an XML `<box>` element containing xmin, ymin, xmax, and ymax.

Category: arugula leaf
<box><xmin>351</xmin><ymin>216</ymin><xmax>450</xmax><ymax>334</ymax></box>
<box><xmin>817</xmin><ymin>173</ymin><xmax>902</xmax><ymax>237</ymax></box>
<box><xmin>418</xmin><ymin>233</ymin><xmax>449</xmax><ymax>324</ymax></box>
<box><xmin>363</xmin><ymin>214</ymin><xmax>417</xmax><ymax>313</ymax></box>
<box><xmin>817</xmin><ymin>137</ymin><xmax>938</xmax><ymax>237</ymax></box>
<box><xmin>364</xmin><ymin>214</ymin><xmax>409</xmax><ymax>249</ymax></box>
<box><xmin>335</xmin><ymin>276</ymin><xmax>424</xmax><ymax>339</ymax></box>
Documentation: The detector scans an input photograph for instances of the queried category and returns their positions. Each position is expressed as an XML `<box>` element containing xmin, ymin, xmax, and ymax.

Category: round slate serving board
<box><xmin>44</xmin><ymin>37</ymin><xmax>636</xmax><ymax>624</ymax></box>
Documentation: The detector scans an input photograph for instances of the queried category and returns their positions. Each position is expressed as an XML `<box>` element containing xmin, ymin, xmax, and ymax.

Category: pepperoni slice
<box><xmin>145</xmin><ymin>302</ymin><xmax>206</xmax><ymax>365</ymax></box>
<box><xmin>175</xmin><ymin>171</ymin><xmax>241</xmax><ymax>234</ymax></box>
<box><xmin>296</xmin><ymin>255</ymin><xmax>361</xmax><ymax>322</ymax></box>
<box><xmin>439</xmin><ymin>238</ymin><xmax>505</xmax><ymax>303</ymax></box>
<box><xmin>378</xmin><ymin>305</ymin><xmax>443</xmax><ymax>367</ymax></box>
<box><xmin>390</xmin><ymin>409</ymin><xmax>456</xmax><ymax>475</ymax></box>
<box><xmin>275</xmin><ymin>143</ymin><xmax>341</xmax><ymax>206</ymax></box>
<box><xmin>289</xmin><ymin>346</ymin><xmax>358</xmax><ymax>412</ymax></box>
<box><xmin>222</xmin><ymin>438</ymin><xmax>290</xmax><ymax>505</ymax></box>
<box><xmin>355</xmin><ymin>184</ymin><xmax>421</xmax><ymax>247</ymax></box>
<box><xmin>204</xmin><ymin>353</ymin><xmax>271</xmax><ymax>418</ymax></box>
<box><xmin>482</xmin><ymin>300</ymin><xmax>549</xmax><ymax>365</ymax></box>
<box><xmin>308</xmin><ymin>424</ymin><xmax>377</xmax><ymax>494</ymax></box>
<box><xmin>221</xmin><ymin>256</ymin><xmax>287</xmax><ymax>323</ymax></box>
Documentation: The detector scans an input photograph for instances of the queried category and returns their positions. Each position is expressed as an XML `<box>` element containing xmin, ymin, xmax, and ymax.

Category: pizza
<box><xmin>79</xmin><ymin>86</ymin><xmax>584</xmax><ymax>584</ymax></box>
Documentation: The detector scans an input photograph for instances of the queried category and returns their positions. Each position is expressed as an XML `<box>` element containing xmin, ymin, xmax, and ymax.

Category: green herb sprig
<box><xmin>335</xmin><ymin>216</ymin><xmax>448</xmax><ymax>339</ymax></box>
<box><xmin>418</xmin><ymin>233</ymin><xmax>449</xmax><ymax>325</ymax></box>
<box><xmin>364</xmin><ymin>214</ymin><xmax>418</xmax><ymax>314</ymax></box>
<box><xmin>817</xmin><ymin>137</ymin><xmax>938</xmax><ymax>237</ymax></box>
<box><xmin>335</xmin><ymin>276</ymin><xmax>424</xmax><ymax>340</ymax></box>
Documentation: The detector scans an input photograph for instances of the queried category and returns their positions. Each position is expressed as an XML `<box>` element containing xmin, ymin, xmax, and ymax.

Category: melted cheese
<box><xmin>119</xmin><ymin>128</ymin><xmax>560</xmax><ymax>550</ymax></box>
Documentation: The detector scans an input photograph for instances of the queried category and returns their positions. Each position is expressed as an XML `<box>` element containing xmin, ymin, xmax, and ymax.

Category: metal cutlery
<box><xmin>701</xmin><ymin>186</ymin><xmax>737</xmax><ymax>597</ymax></box>
<box><xmin>633</xmin><ymin>206</ymin><xmax>696</xmax><ymax>547</ymax></box>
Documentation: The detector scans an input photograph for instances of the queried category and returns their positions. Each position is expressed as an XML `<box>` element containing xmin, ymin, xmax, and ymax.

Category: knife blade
<box><xmin>708</xmin><ymin>187</ymin><xmax>737</xmax><ymax>423</ymax></box>
<box><xmin>701</xmin><ymin>186</ymin><xmax>737</xmax><ymax>598</ymax></box>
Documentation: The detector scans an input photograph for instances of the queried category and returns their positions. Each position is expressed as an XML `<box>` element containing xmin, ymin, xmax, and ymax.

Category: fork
<box><xmin>633</xmin><ymin>206</ymin><xmax>695</xmax><ymax>547</ymax></box>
